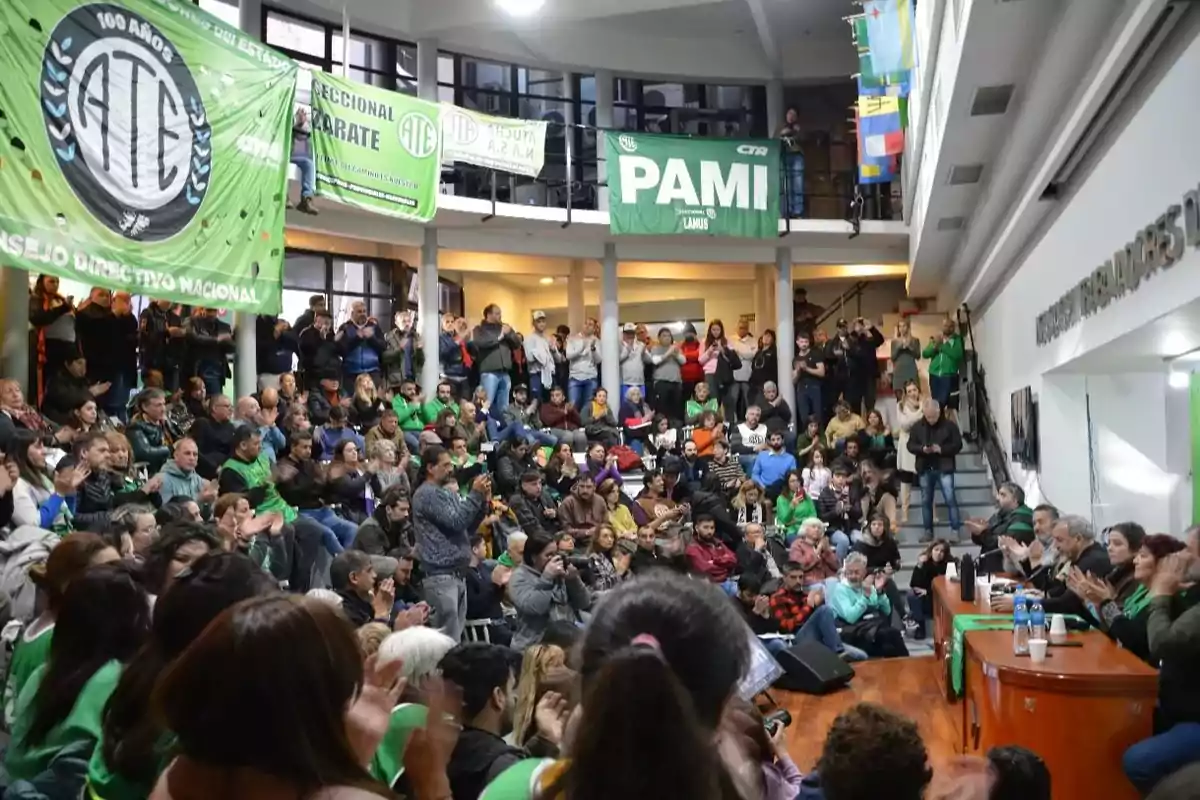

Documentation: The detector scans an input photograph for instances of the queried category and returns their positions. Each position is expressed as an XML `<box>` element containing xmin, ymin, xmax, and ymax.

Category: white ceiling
<box><xmin>294</xmin><ymin>0</ymin><xmax>859</xmax><ymax>81</ymax></box>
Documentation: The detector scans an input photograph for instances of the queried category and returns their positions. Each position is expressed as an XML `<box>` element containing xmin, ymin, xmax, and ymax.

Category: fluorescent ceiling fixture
<box><xmin>495</xmin><ymin>0</ymin><xmax>545</xmax><ymax>16</ymax></box>
<box><xmin>538</xmin><ymin>277</ymin><xmax>554</xmax><ymax>285</ymax></box>
<box><xmin>1169</xmin><ymin>371</ymin><xmax>1190</xmax><ymax>390</ymax></box>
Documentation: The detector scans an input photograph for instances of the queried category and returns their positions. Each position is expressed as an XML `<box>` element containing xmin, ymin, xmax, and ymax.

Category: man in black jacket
<box><xmin>440</xmin><ymin>643</ymin><xmax>527</xmax><ymax>800</ymax></box>
<box><xmin>185</xmin><ymin>309</ymin><xmax>235</xmax><ymax>396</ymax></box>
<box><xmin>906</xmin><ymin>398</ymin><xmax>963</xmax><ymax>542</ymax></box>
<box><xmin>273</xmin><ymin>430</ymin><xmax>358</xmax><ymax>555</ymax></box>
<box><xmin>508</xmin><ymin>471</ymin><xmax>560</xmax><ymax>538</ymax></box>
<box><xmin>845</xmin><ymin>317</ymin><xmax>885</xmax><ymax>417</ymax></box>
<box><xmin>299</xmin><ymin>309</ymin><xmax>340</xmax><ymax>390</ymax></box>
<box><xmin>352</xmin><ymin>484</ymin><xmax>414</xmax><ymax>560</ymax></box>
<box><xmin>42</xmin><ymin>354</ymin><xmax>103</xmax><ymax>425</ymax></box>
<box><xmin>75</xmin><ymin>289</ymin><xmax>128</xmax><ymax>421</ymax></box>
<box><xmin>256</xmin><ymin>315</ymin><xmax>299</xmax><ymax>391</ymax></box>
<box><xmin>73</xmin><ymin>431</ymin><xmax>160</xmax><ymax>532</ymax></box>
<box><xmin>994</xmin><ymin>514</ymin><xmax>1111</xmax><ymax>617</ymax></box>
<box><xmin>138</xmin><ymin>300</ymin><xmax>186</xmax><ymax>391</ymax></box>
<box><xmin>189</xmin><ymin>394</ymin><xmax>237</xmax><ymax>480</ymax></box>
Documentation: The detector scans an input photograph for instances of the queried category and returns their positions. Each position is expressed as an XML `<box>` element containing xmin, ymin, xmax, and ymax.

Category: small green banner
<box><xmin>604</xmin><ymin>132</ymin><xmax>781</xmax><ymax>238</ymax></box>
<box><xmin>310</xmin><ymin>72</ymin><xmax>441</xmax><ymax>222</ymax></box>
<box><xmin>0</xmin><ymin>0</ymin><xmax>296</xmax><ymax>313</ymax></box>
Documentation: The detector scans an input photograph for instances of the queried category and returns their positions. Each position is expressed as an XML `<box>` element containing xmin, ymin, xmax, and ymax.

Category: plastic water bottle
<box><xmin>1029</xmin><ymin>600</ymin><xmax>1046</xmax><ymax>642</ymax></box>
<box><xmin>1012</xmin><ymin>596</ymin><xmax>1030</xmax><ymax>655</ymax></box>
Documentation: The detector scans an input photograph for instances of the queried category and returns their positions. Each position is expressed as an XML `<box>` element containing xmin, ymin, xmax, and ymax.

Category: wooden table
<box><xmin>932</xmin><ymin>576</ymin><xmax>991</xmax><ymax>700</ymax></box>
<box><xmin>931</xmin><ymin>577</ymin><xmax>1158</xmax><ymax>799</ymax></box>
<box><xmin>962</xmin><ymin>630</ymin><xmax>1157</xmax><ymax>800</ymax></box>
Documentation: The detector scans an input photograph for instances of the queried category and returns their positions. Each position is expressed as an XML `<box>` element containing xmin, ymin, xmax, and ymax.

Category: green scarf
<box><xmin>1123</xmin><ymin>584</ymin><xmax>1153</xmax><ymax>619</ymax></box>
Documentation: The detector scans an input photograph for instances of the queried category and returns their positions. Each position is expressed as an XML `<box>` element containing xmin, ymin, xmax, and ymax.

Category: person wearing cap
<box><xmin>524</xmin><ymin>311</ymin><xmax>560</xmax><ymax>402</ymax></box>
<box><xmin>619</xmin><ymin>323</ymin><xmax>649</xmax><ymax>403</ymax></box>
<box><xmin>471</xmin><ymin>304</ymin><xmax>523</xmax><ymax>419</ymax></box>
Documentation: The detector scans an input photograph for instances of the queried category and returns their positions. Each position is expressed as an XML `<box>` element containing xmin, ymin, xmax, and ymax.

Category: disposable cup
<box><xmin>1029</xmin><ymin>638</ymin><xmax>1048</xmax><ymax>663</ymax></box>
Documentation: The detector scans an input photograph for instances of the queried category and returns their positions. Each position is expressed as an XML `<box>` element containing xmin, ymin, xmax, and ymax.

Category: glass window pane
<box><xmin>580</xmin><ymin>75</ymin><xmax>596</xmax><ymax>104</ymax></box>
<box><xmin>266</xmin><ymin>11</ymin><xmax>326</xmax><ymax>59</ymax></box>
<box><xmin>438</xmin><ymin>85</ymin><xmax>455</xmax><ymax>104</ymax></box>
<box><xmin>518</xmin><ymin>97</ymin><xmax>566</xmax><ymax>124</ymax></box>
<box><xmin>397</xmin><ymin>45</ymin><xmax>418</xmax><ymax>93</ymax></box>
<box><xmin>439</xmin><ymin>282</ymin><xmax>464</xmax><ymax>317</ymax></box>
<box><xmin>282</xmin><ymin>289</ymin><xmax>321</xmax><ymax>331</ymax></box>
<box><xmin>283</xmin><ymin>252</ymin><xmax>327</xmax><ymax>291</ymax></box>
<box><xmin>332</xmin><ymin>33</ymin><xmax>387</xmax><ymax>71</ymax></box>
<box><xmin>518</xmin><ymin>68</ymin><xmax>562</xmax><ymax>97</ymax></box>
<box><xmin>198</xmin><ymin>0</ymin><xmax>239</xmax><ymax>27</ymax></box>
<box><xmin>329</xmin><ymin>295</ymin><xmax>360</xmax><ymax>329</ymax></box>
<box><xmin>368</xmin><ymin>296</ymin><xmax>394</xmax><ymax>327</ymax></box>
<box><xmin>407</xmin><ymin>269</ymin><xmax>421</xmax><ymax>306</ymax></box>
<box><xmin>342</xmin><ymin>67</ymin><xmax>388</xmax><ymax>88</ymax></box>
<box><xmin>615</xmin><ymin>78</ymin><xmax>637</xmax><ymax>104</ymax></box>
<box><xmin>464</xmin><ymin>57</ymin><xmax>511</xmax><ymax>91</ymax></box>
<box><xmin>332</xmin><ymin>259</ymin><xmax>366</xmax><ymax>296</ymax></box>
<box><xmin>463</xmin><ymin>89</ymin><xmax>512</xmax><ymax>117</ymax></box>
<box><xmin>708</xmin><ymin>85</ymin><xmax>748</xmax><ymax>110</ymax></box>
<box><xmin>368</xmin><ymin>261</ymin><xmax>392</xmax><ymax>293</ymax></box>
<box><xmin>438</xmin><ymin>54</ymin><xmax>455</xmax><ymax>83</ymax></box>
<box><xmin>614</xmin><ymin>106</ymin><xmax>638</xmax><ymax>131</ymax></box>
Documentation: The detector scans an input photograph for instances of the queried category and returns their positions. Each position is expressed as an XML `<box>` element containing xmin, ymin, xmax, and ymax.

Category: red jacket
<box><xmin>686</xmin><ymin>538</ymin><xmax>737</xmax><ymax>583</ymax></box>
<box><xmin>540</xmin><ymin>402</ymin><xmax>581</xmax><ymax>430</ymax></box>
<box><xmin>680</xmin><ymin>339</ymin><xmax>704</xmax><ymax>384</ymax></box>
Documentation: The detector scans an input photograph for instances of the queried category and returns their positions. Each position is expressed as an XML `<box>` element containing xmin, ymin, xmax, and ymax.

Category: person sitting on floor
<box><xmin>770</xmin><ymin>562</ymin><xmax>866</xmax><ymax>662</ymax></box>
<box><xmin>828</xmin><ymin>552</ymin><xmax>908</xmax><ymax>659</ymax></box>
<box><xmin>907</xmin><ymin>539</ymin><xmax>953</xmax><ymax>641</ymax></box>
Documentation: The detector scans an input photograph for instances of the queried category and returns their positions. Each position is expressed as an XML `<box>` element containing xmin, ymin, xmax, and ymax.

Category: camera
<box><xmin>562</xmin><ymin>555</ymin><xmax>591</xmax><ymax>570</ymax></box>
<box><xmin>763</xmin><ymin>709</ymin><xmax>792</xmax><ymax>735</ymax></box>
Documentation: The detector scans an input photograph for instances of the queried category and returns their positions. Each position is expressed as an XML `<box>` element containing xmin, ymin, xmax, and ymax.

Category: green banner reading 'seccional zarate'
<box><xmin>0</xmin><ymin>0</ymin><xmax>296</xmax><ymax>313</ymax></box>
<box><xmin>604</xmin><ymin>132</ymin><xmax>781</xmax><ymax>238</ymax></box>
<box><xmin>310</xmin><ymin>73</ymin><xmax>441</xmax><ymax>222</ymax></box>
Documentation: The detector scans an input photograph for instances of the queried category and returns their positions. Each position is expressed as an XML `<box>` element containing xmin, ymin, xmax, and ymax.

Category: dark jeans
<box><xmin>270</xmin><ymin>518</ymin><xmax>323</xmax><ymax>592</ymax></box>
<box><xmin>795</xmin><ymin>381</ymin><xmax>822</xmax><ymax>428</ymax></box>
<box><xmin>1123</xmin><ymin>721</ymin><xmax>1200</xmax><ymax>794</ymax></box>
<box><xmin>99</xmin><ymin>373</ymin><xmax>129</xmax><ymax>423</ymax></box>
<box><xmin>300</xmin><ymin>507</ymin><xmax>359</xmax><ymax>556</ymax></box>
<box><xmin>197</xmin><ymin>362</ymin><xmax>225</xmax><ymax>397</ymax></box>
<box><xmin>845</xmin><ymin>379</ymin><xmax>877</xmax><ymax>417</ymax></box>
<box><xmin>654</xmin><ymin>381</ymin><xmax>683</xmax><ymax>425</ymax></box>
<box><xmin>919</xmin><ymin>469</ymin><xmax>961</xmax><ymax>536</ymax></box>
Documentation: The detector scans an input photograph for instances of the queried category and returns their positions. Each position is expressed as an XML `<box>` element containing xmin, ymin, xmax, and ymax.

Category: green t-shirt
<box><xmin>685</xmin><ymin>398</ymin><xmax>720</xmax><ymax>423</ymax></box>
<box><xmin>422</xmin><ymin>399</ymin><xmax>460</xmax><ymax>426</ymax></box>
<box><xmin>480</xmin><ymin>759</ymin><xmax>555</xmax><ymax>800</ymax></box>
<box><xmin>3</xmin><ymin>621</ymin><xmax>55</xmax><ymax>729</ymax></box>
<box><xmin>220</xmin><ymin>455</ymin><xmax>297</xmax><ymax>524</ymax></box>
<box><xmin>368</xmin><ymin>703</ymin><xmax>428</xmax><ymax>788</ymax></box>
<box><xmin>391</xmin><ymin>396</ymin><xmax>427</xmax><ymax>432</ymax></box>
<box><xmin>6</xmin><ymin>659</ymin><xmax>123</xmax><ymax>782</ymax></box>
<box><xmin>85</xmin><ymin>732</ymin><xmax>175</xmax><ymax>800</ymax></box>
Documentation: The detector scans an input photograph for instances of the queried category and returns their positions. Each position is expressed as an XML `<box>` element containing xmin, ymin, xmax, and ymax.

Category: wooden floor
<box><xmin>774</xmin><ymin>656</ymin><xmax>961</xmax><ymax>772</ymax></box>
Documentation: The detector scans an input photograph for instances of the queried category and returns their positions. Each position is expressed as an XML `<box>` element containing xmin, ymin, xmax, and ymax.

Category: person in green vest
<box><xmin>3</xmin><ymin>533</ymin><xmax>121</xmax><ymax>731</ymax></box>
<box><xmin>482</xmin><ymin>572</ymin><xmax>750</xmax><ymax>800</ymax></box>
<box><xmin>923</xmin><ymin>318</ymin><xmax>965</xmax><ymax>422</ymax></box>
<box><xmin>965</xmin><ymin>481</ymin><xmax>1035</xmax><ymax>574</ymax></box>
<box><xmin>6</xmin><ymin>564</ymin><xmax>150</xmax><ymax>785</ymax></box>
<box><xmin>215</xmin><ymin>425</ymin><xmax>323</xmax><ymax>593</ymax></box>
<box><xmin>86</xmin><ymin>552</ymin><xmax>277</xmax><ymax>800</ymax></box>
<box><xmin>684</xmin><ymin>381</ymin><xmax>721</xmax><ymax>426</ymax></box>
<box><xmin>391</xmin><ymin>379</ymin><xmax>428</xmax><ymax>452</ymax></box>
<box><xmin>422</xmin><ymin>380</ymin><xmax>461</xmax><ymax>427</ymax></box>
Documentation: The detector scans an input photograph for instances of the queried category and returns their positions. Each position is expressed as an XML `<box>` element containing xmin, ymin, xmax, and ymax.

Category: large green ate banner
<box><xmin>0</xmin><ymin>0</ymin><xmax>296</xmax><ymax>313</ymax></box>
<box><xmin>604</xmin><ymin>132</ymin><xmax>781</xmax><ymax>238</ymax></box>
<box><xmin>310</xmin><ymin>73</ymin><xmax>441</xmax><ymax>222</ymax></box>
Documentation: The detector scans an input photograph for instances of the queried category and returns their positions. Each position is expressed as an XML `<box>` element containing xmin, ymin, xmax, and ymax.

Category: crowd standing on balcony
<box><xmin>0</xmin><ymin>275</ymin><xmax>1197</xmax><ymax>798</ymax></box>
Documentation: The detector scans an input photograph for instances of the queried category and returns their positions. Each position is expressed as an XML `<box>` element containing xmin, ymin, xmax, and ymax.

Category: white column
<box><xmin>417</xmin><ymin>39</ymin><xmax>438</xmax><ymax>102</ymax></box>
<box><xmin>775</xmin><ymin>247</ymin><xmax>795</xmax><ymax>415</ymax></box>
<box><xmin>340</xmin><ymin>6</ymin><xmax>351</xmax><ymax>79</ymax></box>
<box><xmin>594</xmin><ymin>70</ymin><xmax>614</xmax><ymax>212</ymax></box>
<box><xmin>766</xmin><ymin>79</ymin><xmax>784</xmax><ymax>137</ymax></box>
<box><xmin>238</xmin><ymin>0</ymin><xmax>263</xmax><ymax>39</ymax></box>
<box><xmin>567</xmin><ymin>260</ymin><xmax>585</xmax><ymax>333</ymax></box>
<box><xmin>420</xmin><ymin>227</ymin><xmax>441</xmax><ymax>393</ymax></box>
<box><xmin>234</xmin><ymin>0</ymin><xmax>262</xmax><ymax>401</ymax></box>
<box><xmin>1</xmin><ymin>269</ymin><xmax>29</xmax><ymax>393</ymax></box>
<box><xmin>599</xmin><ymin>244</ymin><xmax>620</xmax><ymax>403</ymax></box>
<box><xmin>234</xmin><ymin>313</ymin><xmax>256</xmax><ymax>399</ymax></box>
<box><xmin>562</xmin><ymin>71</ymin><xmax>576</xmax><ymax>194</ymax></box>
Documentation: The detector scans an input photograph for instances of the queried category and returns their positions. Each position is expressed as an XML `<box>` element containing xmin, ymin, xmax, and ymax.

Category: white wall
<box><xmin>975</xmin><ymin>28</ymin><xmax>1200</xmax><ymax>533</ymax></box>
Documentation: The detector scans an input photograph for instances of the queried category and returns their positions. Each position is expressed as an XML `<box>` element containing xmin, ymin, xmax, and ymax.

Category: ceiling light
<box><xmin>1169</xmin><ymin>370</ymin><xmax>1190</xmax><ymax>390</ymax></box>
<box><xmin>538</xmin><ymin>277</ymin><xmax>554</xmax><ymax>285</ymax></box>
<box><xmin>495</xmin><ymin>0</ymin><xmax>545</xmax><ymax>16</ymax></box>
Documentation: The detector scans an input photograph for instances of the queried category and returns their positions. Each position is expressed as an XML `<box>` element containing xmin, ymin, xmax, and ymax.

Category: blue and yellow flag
<box><xmin>864</xmin><ymin>0</ymin><xmax>916</xmax><ymax>74</ymax></box>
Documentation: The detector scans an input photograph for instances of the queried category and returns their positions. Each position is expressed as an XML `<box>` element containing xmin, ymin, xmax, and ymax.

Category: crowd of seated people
<box><xmin>3</xmin><ymin>285</ymin><xmax>1200</xmax><ymax>798</ymax></box>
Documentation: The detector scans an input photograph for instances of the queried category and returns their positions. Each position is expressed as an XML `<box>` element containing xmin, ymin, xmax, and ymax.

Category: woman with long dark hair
<box><xmin>749</xmin><ymin>330</ymin><xmax>778</xmax><ymax>398</ymax></box>
<box><xmin>9</xmin><ymin>429</ymin><xmax>86</xmax><ymax>532</ymax></box>
<box><xmin>142</xmin><ymin>522</ymin><xmax>223</xmax><ymax>599</ymax></box>
<box><xmin>5</xmin><ymin>564</ymin><xmax>149</xmax><ymax>784</ymax></box>
<box><xmin>489</xmin><ymin>573</ymin><xmax>751</xmax><ymax>800</ymax></box>
<box><xmin>149</xmin><ymin>595</ymin><xmax>454</xmax><ymax>800</ymax></box>
<box><xmin>2</xmin><ymin>533</ymin><xmax>119</xmax><ymax>730</ymax></box>
<box><xmin>29</xmin><ymin>274</ymin><xmax>77</xmax><ymax>405</ymax></box>
<box><xmin>88</xmin><ymin>553</ymin><xmax>277</xmax><ymax>800</ymax></box>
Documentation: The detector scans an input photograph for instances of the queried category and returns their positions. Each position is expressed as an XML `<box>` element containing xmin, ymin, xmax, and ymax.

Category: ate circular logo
<box><xmin>443</xmin><ymin>108</ymin><xmax>479</xmax><ymax>146</ymax></box>
<box><xmin>40</xmin><ymin>4</ymin><xmax>211</xmax><ymax>241</ymax></box>
<box><xmin>397</xmin><ymin>111</ymin><xmax>438</xmax><ymax>159</ymax></box>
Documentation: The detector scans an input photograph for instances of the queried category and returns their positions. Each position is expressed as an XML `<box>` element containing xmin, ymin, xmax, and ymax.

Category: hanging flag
<box><xmin>852</xmin><ymin>15</ymin><xmax>911</xmax><ymax>97</ymax></box>
<box><xmin>864</xmin><ymin>0</ymin><xmax>916</xmax><ymax>74</ymax></box>
<box><xmin>858</xmin><ymin>97</ymin><xmax>905</xmax><ymax>158</ymax></box>
<box><xmin>854</xmin><ymin>108</ymin><xmax>898</xmax><ymax>184</ymax></box>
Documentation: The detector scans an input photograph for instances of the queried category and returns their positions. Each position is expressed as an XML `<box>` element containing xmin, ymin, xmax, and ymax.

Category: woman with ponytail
<box><xmin>482</xmin><ymin>572</ymin><xmax>752</xmax><ymax>800</ymax></box>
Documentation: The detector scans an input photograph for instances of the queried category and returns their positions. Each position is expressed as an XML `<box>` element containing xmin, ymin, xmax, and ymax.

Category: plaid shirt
<box><xmin>770</xmin><ymin>587</ymin><xmax>815</xmax><ymax>634</ymax></box>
